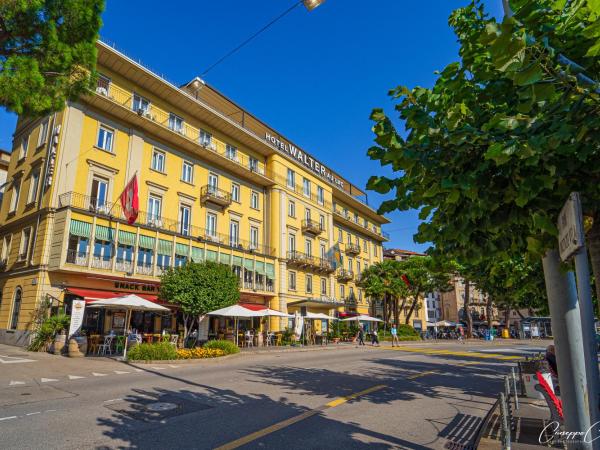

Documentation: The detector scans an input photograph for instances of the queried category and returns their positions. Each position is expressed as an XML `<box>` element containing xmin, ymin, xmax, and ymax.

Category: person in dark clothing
<box><xmin>546</xmin><ymin>344</ymin><xmax>558</xmax><ymax>377</ymax></box>
<box><xmin>357</xmin><ymin>327</ymin><xmax>365</xmax><ymax>346</ymax></box>
<box><xmin>371</xmin><ymin>328</ymin><xmax>379</xmax><ymax>346</ymax></box>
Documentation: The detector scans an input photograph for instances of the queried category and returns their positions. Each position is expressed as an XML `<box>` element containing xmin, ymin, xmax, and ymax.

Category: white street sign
<box><xmin>558</xmin><ymin>192</ymin><xmax>585</xmax><ymax>262</ymax></box>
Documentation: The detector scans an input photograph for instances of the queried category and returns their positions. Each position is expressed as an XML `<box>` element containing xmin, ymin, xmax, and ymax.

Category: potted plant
<box><xmin>49</xmin><ymin>314</ymin><xmax>71</xmax><ymax>355</ymax></box>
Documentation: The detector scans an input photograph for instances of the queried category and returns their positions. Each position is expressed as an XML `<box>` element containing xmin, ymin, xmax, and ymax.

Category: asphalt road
<box><xmin>0</xmin><ymin>341</ymin><xmax>547</xmax><ymax>449</ymax></box>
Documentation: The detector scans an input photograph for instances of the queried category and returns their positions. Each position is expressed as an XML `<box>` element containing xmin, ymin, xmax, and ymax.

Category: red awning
<box><xmin>240</xmin><ymin>302</ymin><xmax>267</xmax><ymax>311</ymax></box>
<box><xmin>67</xmin><ymin>288</ymin><xmax>158</xmax><ymax>304</ymax></box>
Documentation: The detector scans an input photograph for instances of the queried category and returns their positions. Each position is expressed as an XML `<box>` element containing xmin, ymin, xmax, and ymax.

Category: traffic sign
<box><xmin>558</xmin><ymin>192</ymin><xmax>585</xmax><ymax>262</ymax></box>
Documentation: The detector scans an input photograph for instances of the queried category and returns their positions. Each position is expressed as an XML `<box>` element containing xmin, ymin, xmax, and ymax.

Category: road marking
<box><xmin>9</xmin><ymin>380</ymin><xmax>26</xmax><ymax>386</ymax></box>
<box><xmin>214</xmin><ymin>384</ymin><xmax>387</xmax><ymax>450</ymax></box>
<box><xmin>151</xmin><ymin>366</ymin><xmax>166</xmax><ymax>370</ymax></box>
<box><xmin>114</xmin><ymin>370</ymin><xmax>130</xmax><ymax>374</ymax></box>
<box><xmin>40</xmin><ymin>378</ymin><xmax>58</xmax><ymax>383</ymax></box>
<box><xmin>25</xmin><ymin>412</ymin><xmax>40</xmax><ymax>416</ymax></box>
<box><xmin>406</xmin><ymin>370</ymin><xmax>438</xmax><ymax>380</ymax></box>
<box><xmin>133</xmin><ymin>368</ymin><xmax>143</xmax><ymax>372</ymax></box>
<box><xmin>45</xmin><ymin>410</ymin><xmax>57</xmax><ymax>413</ymax></box>
<box><xmin>0</xmin><ymin>416</ymin><xmax>17</xmax><ymax>421</ymax></box>
<box><xmin>168</xmin><ymin>365</ymin><xmax>179</xmax><ymax>368</ymax></box>
<box><xmin>0</xmin><ymin>354</ymin><xmax>36</xmax><ymax>364</ymax></box>
<box><xmin>68</xmin><ymin>375</ymin><xmax>85</xmax><ymax>380</ymax></box>
<box><xmin>381</xmin><ymin>346</ymin><xmax>521</xmax><ymax>360</ymax></box>
<box><xmin>103</xmin><ymin>398</ymin><xmax>123</xmax><ymax>403</ymax></box>
<box><xmin>92</xmin><ymin>372</ymin><xmax>107</xmax><ymax>377</ymax></box>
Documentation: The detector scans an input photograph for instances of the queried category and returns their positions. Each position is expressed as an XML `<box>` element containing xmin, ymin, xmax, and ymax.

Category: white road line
<box><xmin>103</xmin><ymin>398</ymin><xmax>123</xmax><ymax>403</ymax></box>
<box><xmin>40</xmin><ymin>378</ymin><xmax>58</xmax><ymax>383</ymax></box>
<box><xmin>9</xmin><ymin>380</ymin><xmax>26</xmax><ymax>386</ymax></box>
<box><xmin>114</xmin><ymin>370</ymin><xmax>130</xmax><ymax>374</ymax></box>
<box><xmin>133</xmin><ymin>368</ymin><xmax>143</xmax><ymax>372</ymax></box>
<box><xmin>92</xmin><ymin>372</ymin><xmax>107</xmax><ymax>377</ymax></box>
<box><xmin>68</xmin><ymin>375</ymin><xmax>85</xmax><ymax>380</ymax></box>
<box><xmin>25</xmin><ymin>412</ymin><xmax>41</xmax><ymax>416</ymax></box>
<box><xmin>0</xmin><ymin>416</ymin><xmax>17</xmax><ymax>421</ymax></box>
<box><xmin>168</xmin><ymin>365</ymin><xmax>179</xmax><ymax>368</ymax></box>
<box><xmin>44</xmin><ymin>410</ymin><xmax>56</xmax><ymax>413</ymax></box>
<box><xmin>151</xmin><ymin>367</ymin><xmax>166</xmax><ymax>370</ymax></box>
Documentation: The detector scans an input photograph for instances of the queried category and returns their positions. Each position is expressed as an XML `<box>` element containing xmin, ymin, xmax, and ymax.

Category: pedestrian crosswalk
<box><xmin>382</xmin><ymin>346</ymin><xmax>533</xmax><ymax>360</ymax></box>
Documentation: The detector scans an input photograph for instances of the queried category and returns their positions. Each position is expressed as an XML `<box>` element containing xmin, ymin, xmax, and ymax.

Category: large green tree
<box><xmin>0</xmin><ymin>0</ymin><xmax>104</xmax><ymax>116</ymax></box>
<box><xmin>367</xmin><ymin>0</ymin><xmax>600</xmax><ymax>294</ymax></box>
<box><xmin>160</xmin><ymin>261</ymin><xmax>240</xmax><ymax>342</ymax></box>
<box><xmin>359</xmin><ymin>259</ymin><xmax>408</xmax><ymax>326</ymax></box>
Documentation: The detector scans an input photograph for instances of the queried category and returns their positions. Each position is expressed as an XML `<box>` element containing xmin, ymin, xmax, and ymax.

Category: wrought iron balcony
<box><xmin>66</xmin><ymin>249</ymin><xmax>89</xmax><ymax>267</ymax></box>
<box><xmin>200</xmin><ymin>185</ymin><xmax>232</xmax><ymax>208</ymax></box>
<box><xmin>301</xmin><ymin>219</ymin><xmax>324</xmax><ymax>235</ymax></box>
<box><xmin>336</xmin><ymin>269</ymin><xmax>354</xmax><ymax>282</ymax></box>
<box><xmin>345</xmin><ymin>243</ymin><xmax>361</xmax><ymax>256</ymax></box>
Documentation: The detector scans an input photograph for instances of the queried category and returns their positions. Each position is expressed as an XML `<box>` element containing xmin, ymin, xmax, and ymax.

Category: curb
<box><xmin>127</xmin><ymin>352</ymin><xmax>242</xmax><ymax>365</ymax></box>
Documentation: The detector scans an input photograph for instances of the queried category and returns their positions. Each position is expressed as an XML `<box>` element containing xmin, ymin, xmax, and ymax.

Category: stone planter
<box><xmin>68</xmin><ymin>336</ymin><xmax>87</xmax><ymax>357</ymax></box>
<box><xmin>52</xmin><ymin>333</ymin><xmax>67</xmax><ymax>355</ymax></box>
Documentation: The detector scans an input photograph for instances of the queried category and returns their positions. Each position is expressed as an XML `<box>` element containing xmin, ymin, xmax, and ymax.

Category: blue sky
<box><xmin>0</xmin><ymin>0</ymin><xmax>504</xmax><ymax>252</ymax></box>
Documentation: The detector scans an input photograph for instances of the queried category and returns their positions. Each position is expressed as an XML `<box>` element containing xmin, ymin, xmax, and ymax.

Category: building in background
<box><xmin>0</xmin><ymin>149</ymin><xmax>11</xmax><ymax>209</ymax></box>
<box><xmin>383</xmin><ymin>248</ymin><xmax>425</xmax><ymax>261</ymax></box>
<box><xmin>0</xmin><ymin>41</ymin><xmax>389</xmax><ymax>345</ymax></box>
<box><xmin>440</xmin><ymin>277</ymin><xmax>499</xmax><ymax>328</ymax></box>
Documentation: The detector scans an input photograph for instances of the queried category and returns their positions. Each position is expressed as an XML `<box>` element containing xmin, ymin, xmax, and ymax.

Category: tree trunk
<box><xmin>516</xmin><ymin>309</ymin><xmax>525</xmax><ymax>319</ymax></box>
<box><xmin>504</xmin><ymin>307</ymin><xmax>511</xmax><ymax>329</ymax></box>
<box><xmin>393</xmin><ymin>297</ymin><xmax>400</xmax><ymax>327</ymax></box>
<box><xmin>486</xmin><ymin>296</ymin><xmax>494</xmax><ymax>328</ymax></box>
<box><xmin>464</xmin><ymin>279</ymin><xmax>473</xmax><ymax>338</ymax></box>
<box><xmin>405</xmin><ymin>293</ymin><xmax>420</xmax><ymax>324</ymax></box>
<box><xmin>382</xmin><ymin>295</ymin><xmax>388</xmax><ymax>326</ymax></box>
<box><xmin>587</xmin><ymin>211</ymin><xmax>600</xmax><ymax>318</ymax></box>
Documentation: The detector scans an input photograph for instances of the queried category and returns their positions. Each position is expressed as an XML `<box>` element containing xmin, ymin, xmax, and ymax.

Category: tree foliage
<box><xmin>367</xmin><ymin>0</ymin><xmax>600</xmax><ymax>268</ymax></box>
<box><xmin>0</xmin><ymin>0</ymin><xmax>104</xmax><ymax>116</ymax></box>
<box><xmin>160</xmin><ymin>262</ymin><xmax>240</xmax><ymax>341</ymax></box>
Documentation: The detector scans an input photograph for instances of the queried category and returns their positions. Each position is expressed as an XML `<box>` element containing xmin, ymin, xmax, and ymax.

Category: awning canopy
<box><xmin>305</xmin><ymin>312</ymin><xmax>337</xmax><ymax>320</ymax></box>
<box><xmin>239</xmin><ymin>302</ymin><xmax>267</xmax><ymax>311</ymax></box>
<box><xmin>208</xmin><ymin>304</ymin><xmax>263</xmax><ymax>318</ymax></box>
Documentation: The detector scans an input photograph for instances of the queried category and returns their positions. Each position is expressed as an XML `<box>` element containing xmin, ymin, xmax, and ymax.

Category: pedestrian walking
<box><xmin>391</xmin><ymin>324</ymin><xmax>400</xmax><ymax>347</ymax></box>
<box><xmin>357</xmin><ymin>326</ymin><xmax>365</xmax><ymax>346</ymax></box>
<box><xmin>371</xmin><ymin>328</ymin><xmax>380</xmax><ymax>346</ymax></box>
<box><xmin>458</xmin><ymin>326</ymin><xmax>465</xmax><ymax>344</ymax></box>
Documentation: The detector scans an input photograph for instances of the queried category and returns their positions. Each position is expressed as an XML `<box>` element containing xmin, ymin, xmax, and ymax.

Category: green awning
<box><xmin>243</xmin><ymin>258</ymin><xmax>254</xmax><ymax>270</ymax></box>
<box><xmin>118</xmin><ymin>230</ymin><xmax>136</xmax><ymax>246</ymax></box>
<box><xmin>70</xmin><ymin>220</ymin><xmax>91</xmax><ymax>238</ymax></box>
<box><xmin>219</xmin><ymin>253</ymin><xmax>231</xmax><ymax>265</ymax></box>
<box><xmin>175</xmin><ymin>243</ymin><xmax>189</xmax><ymax>256</ymax></box>
<box><xmin>158</xmin><ymin>239</ymin><xmax>173</xmax><ymax>255</ymax></box>
<box><xmin>95</xmin><ymin>225</ymin><xmax>114</xmax><ymax>242</ymax></box>
<box><xmin>255</xmin><ymin>261</ymin><xmax>265</xmax><ymax>275</ymax></box>
<box><xmin>266</xmin><ymin>263</ymin><xmax>275</xmax><ymax>278</ymax></box>
<box><xmin>191</xmin><ymin>247</ymin><xmax>204</xmax><ymax>263</ymax></box>
<box><xmin>138</xmin><ymin>235</ymin><xmax>155</xmax><ymax>249</ymax></box>
<box><xmin>232</xmin><ymin>255</ymin><xmax>243</xmax><ymax>267</ymax></box>
<box><xmin>206</xmin><ymin>250</ymin><xmax>217</xmax><ymax>261</ymax></box>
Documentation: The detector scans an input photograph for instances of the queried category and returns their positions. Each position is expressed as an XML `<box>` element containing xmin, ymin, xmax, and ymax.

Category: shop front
<box><xmin>287</xmin><ymin>298</ymin><xmax>344</xmax><ymax>342</ymax></box>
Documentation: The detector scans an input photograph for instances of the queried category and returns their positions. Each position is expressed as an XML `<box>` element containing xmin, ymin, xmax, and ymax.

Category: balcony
<box><xmin>345</xmin><ymin>243</ymin><xmax>361</xmax><ymax>256</ymax></box>
<box><xmin>301</xmin><ymin>219</ymin><xmax>324</xmax><ymax>236</ymax></box>
<box><xmin>286</xmin><ymin>251</ymin><xmax>334</xmax><ymax>273</ymax></box>
<box><xmin>115</xmin><ymin>260</ymin><xmax>133</xmax><ymax>273</ymax></box>
<box><xmin>89</xmin><ymin>80</ymin><xmax>273</xmax><ymax>187</ymax></box>
<box><xmin>200</xmin><ymin>185</ymin><xmax>232</xmax><ymax>208</ymax></box>
<box><xmin>136</xmin><ymin>263</ymin><xmax>153</xmax><ymax>276</ymax></box>
<box><xmin>336</xmin><ymin>269</ymin><xmax>354</xmax><ymax>282</ymax></box>
<box><xmin>333</xmin><ymin>208</ymin><xmax>389</xmax><ymax>242</ymax></box>
<box><xmin>66</xmin><ymin>249</ymin><xmax>88</xmax><ymax>267</ymax></box>
<box><xmin>91</xmin><ymin>256</ymin><xmax>112</xmax><ymax>270</ymax></box>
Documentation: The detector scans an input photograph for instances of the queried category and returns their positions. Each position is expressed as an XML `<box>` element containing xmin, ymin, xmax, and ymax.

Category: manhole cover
<box><xmin>146</xmin><ymin>402</ymin><xmax>177</xmax><ymax>412</ymax></box>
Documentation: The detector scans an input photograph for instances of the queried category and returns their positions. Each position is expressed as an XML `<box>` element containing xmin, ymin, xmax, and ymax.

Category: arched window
<box><xmin>10</xmin><ymin>287</ymin><xmax>22</xmax><ymax>330</ymax></box>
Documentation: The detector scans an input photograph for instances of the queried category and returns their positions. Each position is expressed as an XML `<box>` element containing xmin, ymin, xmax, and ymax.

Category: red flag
<box><xmin>401</xmin><ymin>274</ymin><xmax>411</xmax><ymax>287</ymax></box>
<box><xmin>120</xmin><ymin>175</ymin><xmax>139</xmax><ymax>224</ymax></box>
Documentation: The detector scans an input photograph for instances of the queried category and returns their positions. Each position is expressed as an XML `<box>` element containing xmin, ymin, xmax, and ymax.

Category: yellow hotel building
<box><xmin>0</xmin><ymin>42</ymin><xmax>389</xmax><ymax>345</ymax></box>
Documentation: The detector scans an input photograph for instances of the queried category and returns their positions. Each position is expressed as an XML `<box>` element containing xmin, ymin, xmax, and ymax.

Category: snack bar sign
<box><xmin>265</xmin><ymin>132</ymin><xmax>344</xmax><ymax>189</ymax></box>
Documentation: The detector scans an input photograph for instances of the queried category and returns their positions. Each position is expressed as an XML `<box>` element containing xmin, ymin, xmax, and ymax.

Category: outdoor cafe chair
<box><xmin>169</xmin><ymin>334</ymin><xmax>179</xmax><ymax>349</ymax></box>
<box><xmin>275</xmin><ymin>334</ymin><xmax>283</xmax><ymax>346</ymax></box>
<box><xmin>98</xmin><ymin>335</ymin><xmax>114</xmax><ymax>355</ymax></box>
<box><xmin>88</xmin><ymin>335</ymin><xmax>101</xmax><ymax>354</ymax></box>
<box><xmin>114</xmin><ymin>335</ymin><xmax>126</xmax><ymax>354</ymax></box>
<box><xmin>244</xmin><ymin>331</ymin><xmax>254</xmax><ymax>348</ymax></box>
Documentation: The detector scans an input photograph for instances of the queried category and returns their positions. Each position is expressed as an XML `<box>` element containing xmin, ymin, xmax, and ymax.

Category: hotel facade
<box><xmin>0</xmin><ymin>42</ymin><xmax>389</xmax><ymax>345</ymax></box>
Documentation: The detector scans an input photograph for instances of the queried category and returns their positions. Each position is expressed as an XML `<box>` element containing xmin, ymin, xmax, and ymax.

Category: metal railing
<box><xmin>272</xmin><ymin>173</ymin><xmax>333</xmax><ymax>210</ymax></box>
<box><xmin>301</xmin><ymin>219</ymin><xmax>325</xmax><ymax>234</ymax></box>
<box><xmin>200</xmin><ymin>185</ymin><xmax>232</xmax><ymax>206</ymax></box>
<box><xmin>66</xmin><ymin>249</ymin><xmax>89</xmax><ymax>266</ymax></box>
<box><xmin>136</xmin><ymin>263</ymin><xmax>153</xmax><ymax>275</ymax></box>
<box><xmin>115</xmin><ymin>260</ymin><xmax>133</xmax><ymax>273</ymax></box>
<box><xmin>91</xmin><ymin>255</ymin><xmax>112</xmax><ymax>270</ymax></box>
<box><xmin>94</xmin><ymin>80</ymin><xmax>270</xmax><ymax>180</ymax></box>
<box><xmin>286</xmin><ymin>251</ymin><xmax>335</xmax><ymax>272</ymax></box>
<box><xmin>336</xmin><ymin>269</ymin><xmax>354</xmax><ymax>281</ymax></box>
<box><xmin>333</xmin><ymin>207</ymin><xmax>389</xmax><ymax>240</ymax></box>
<box><xmin>345</xmin><ymin>243</ymin><xmax>361</xmax><ymax>255</ymax></box>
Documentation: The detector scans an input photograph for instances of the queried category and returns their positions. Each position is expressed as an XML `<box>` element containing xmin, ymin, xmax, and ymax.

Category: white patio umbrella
<box><xmin>305</xmin><ymin>312</ymin><xmax>338</xmax><ymax>320</ymax></box>
<box><xmin>88</xmin><ymin>294</ymin><xmax>170</xmax><ymax>359</ymax></box>
<box><xmin>434</xmin><ymin>320</ymin><xmax>456</xmax><ymax>327</ymax></box>
<box><xmin>251</xmin><ymin>309</ymin><xmax>292</xmax><ymax>346</ymax></box>
<box><xmin>207</xmin><ymin>304</ymin><xmax>263</xmax><ymax>345</ymax></box>
<box><xmin>341</xmin><ymin>314</ymin><xmax>383</xmax><ymax>322</ymax></box>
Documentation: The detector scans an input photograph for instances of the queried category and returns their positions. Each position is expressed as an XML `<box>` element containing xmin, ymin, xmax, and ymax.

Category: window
<box><xmin>18</xmin><ymin>228</ymin><xmax>31</xmax><ymax>261</ymax></box>
<box><xmin>287</xmin><ymin>169</ymin><xmax>295</xmax><ymax>188</ymax></box>
<box><xmin>19</xmin><ymin>135</ymin><xmax>29</xmax><ymax>160</ymax></box>
<box><xmin>151</xmin><ymin>149</ymin><xmax>165</xmax><ymax>172</ymax></box>
<box><xmin>206</xmin><ymin>213</ymin><xmax>217</xmax><ymax>237</ymax></box>
<box><xmin>93</xmin><ymin>238</ymin><xmax>112</xmax><ymax>261</ymax></box>
<box><xmin>226</xmin><ymin>144</ymin><xmax>238</xmax><ymax>161</ymax></box>
<box><xmin>305</xmin><ymin>208</ymin><xmax>311</xmax><ymax>221</ymax></box>
<box><xmin>117</xmin><ymin>244</ymin><xmax>133</xmax><ymax>262</ymax></box>
<box><xmin>303</xmin><ymin>178</ymin><xmax>311</xmax><ymax>197</ymax></box>
<box><xmin>340</xmin><ymin>285</ymin><xmax>345</xmax><ymax>299</ymax></box>
<box><xmin>321</xmin><ymin>278</ymin><xmax>327</xmax><ymax>295</ymax></box>
<box><xmin>288</xmin><ymin>200</ymin><xmax>295</xmax><ymax>217</ymax></box>
<box><xmin>169</xmin><ymin>113</ymin><xmax>184</xmax><ymax>133</ymax></box>
<box><xmin>179</xmin><ymin>204</ymin><xmax>191</xmax><ymax>236</ymax></box>
<box><xmin>157</xmin><ymin>253</ymin><xmax>171</xmax><ymax>269</ymax></box>
<box><xmin>374</xmin><ymin>244</ymin><xmax>378</xmax><ymax>257</ymax></box>
<box><xmin>357</xmin><ymin>261</ymin><xmax>361</xmax><ymax>274</ymax></box>
<box><xmin>175</xmin><ymin>254</ymin><xmax>187</xmax><ymax>267</ymax></box>
<box><xmin>288</xmin><ymin>233</ymin><xmax>296</xmax><ymax>253</ymax></box>
<box><xmin>38</xmin><ymin>119</ymin><xmax>49</xmax><ymax>147</ymax></box>
<box><xmin>363</xmin><ymin>239</ymin><xmax>368</xmax><ymax>252</ymax></box>
<box><xmin>9</xmin><ymin>180</ymin><xmax>20</xmax><ymax>213</ymax></box>
<box><xmin>348</xmin><ymin>258</ymin><xmax>353</xmax><ymax>272</ymax></box>
<box><xmin>181</xmin><ymin>161</ymin><xmax>193</xmax><ymax>183</ymax></box>
<box><xmin>338</xmin><ymin>228</ymin><xmax>342</xmax><ymax>243</ymax></box>
<box><xmin>90</xmin><ymin>176</ymin><xmax>108</xmax><ymax>211</ymax></box>
<box><xmin>317</xmin><ymin>186</ymin><xmax>324</xmax><ymax>205</ymax></box>
<box><xmin>250</xmin><ymin>226</ymin><xmax>259</xmax><ymax>249</ymax></box>
<box><xmin>199</xmin><ymin>129</ymin><xmax>212</xmax><ymax>147</ymax></box>
<box><xmin>306</xmin><ymin>274</ymin><xmax>313</xmax><ymax>294</ymax></box>
<box><xmin>137</xmin><ymin>248</ymin><xmax>153</xmax><ymax>267</ymax></box>
<box><xmin>10</xmin><ymin>288</ymin><xmax>22</xmax><ymax>330</ymax></box>
<box><xmin>132</xmin><ymin>94</ymin><xmax>150</xmax><ymax>114</ymax></box>
<box><xmin>1</xmin><ymin>235</ymin><xmax>11</xmax><ymax>262</ymax></box>
<box><xmin>356</xmin><ymin>236</ymin><xmax>360</xmax><ymax>247</ymax></box>
<box><xmin>148</xmin><ymin>195</ymin><xmax>162</xmax><ymax>225</ymax></box>
<box><xmin>349</xmin><ymin>287</ymin><xmax>355</xmax><ymax>300</ymax></box>
<box><xmin>27</xmin><ymin>170</ymin><xmax>40</xmax><ymax>205</ymax></box>
<box><xmin>289</xmin><ymin>271</ymin><xmax>297</xmax><ymax>290</ymax></box>
<box><xmin>231</xmin><ymin>183</ymin><xmax>240</xmax><ymax>202</ymax></box>
<box><xmin>249</xmin><ymin>156</ymin><xmax>259</xmax><ymax>172</ymax></box>
<box><xmin>229</xmin><ymin>220</ymin><xmax>239</xmax><ymax>247</ymax></box>
<box><xmin>319</xmin><ymin>214</ymin><xmax>325</xmax><ymax>230</ymax></box>
<box><xmin>320</xmin><ymin>243</ymin><xmax>326</xmax><ymax>260</ymax></box>
<box><xmin>67</xmin><ymin>235</ymin><xmax>89</xmax><ymax>261</ymax></box>
<box><xmin>250</xmin><ymin>191</ymin><xmax>259</xmax><ymax>209</ymax></box>
<box><xmin>305</xmin><ymin>238</ymin><xmax>312</xmax><ymax>256</ymax></box>
<box><xmin>354</xmin><ymin>212</ymin><xmax>359</xmax><ymax>223</ymax></box>
<box><xmin>96</xmin><ymin>125</ymin><xmax>114</xmax><ymax>152</ymax></box>
<box><xmin>96</xmin><ymin>74</ymin><xmax>111</xmax><ymax>95</ymax></box>
<box><xmin>208</xmin><ymin>173</ymin><xmax>218</xmax><ymax>192</ymax></box>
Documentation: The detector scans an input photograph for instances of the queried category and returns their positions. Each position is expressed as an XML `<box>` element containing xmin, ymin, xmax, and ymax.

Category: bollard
<box><xmin>499</xmin><ymin>392</ymin><xmax>511</xmax><ymax>450</ymax></box>
<box><xmin>511</xmin><ymin>367</ymin><xmax>519</xmax><ymax>410</ymax></box>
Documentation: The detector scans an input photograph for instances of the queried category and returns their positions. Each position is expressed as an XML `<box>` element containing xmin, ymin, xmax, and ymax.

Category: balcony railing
<box><xmin>345</xmin><ymin>243</ymin><xmax>361</xmax><ymax>256</ymax></box>
<box><xmin>336</xmin><ymin>269</ymin><xmax>354</xmax><ymax>282</ymax></box>
<box><xmin>93</xmin><ymin>81</ymin><xmax>270</xmax><ymax>182</ymax></box>
<box><xmin>200</xmin><ymin>185</ymin><xmax>232</xmax><ymax>208</ymax></box>
<box><xmin>272</xmin><ymin>173</ymin><xmax>333</xmax><ymax>210</ymax></box>
<box><xmin>116</xmin><ymin>260</ymin><xmax>133</xmax><ymax>273</ymax></box>
<box><xmin>333</xmin><ymin>207</ymin><xmax>389</xmax><ymax>241</ymax></box>
<box><xmin>301</xmin><ymin>219</ymin><xmax>324</xmax><ymax>235</ymax></box>
<box><xmin>136</xmin><ymin>263</ymin><xmax>154</xmax><ymax>275</ymax></box>
<box><xmin>66</xmin><ymin>249</ymin><xmax>89</xmax><ymax>267</ymax></box>
<box><xmin>91</xmin><ymin>255</ymin><xmax>112</xmax><ymax>270</ymax></box>
<box><xmin>59</xmin><ymin>192</ymin><xmax>274</xmax><ymax>256</ymax></box>
<box><xmin>286</xmin><ymin>251</ymin><xmax>335</xmax><ymax>273</ymax></box>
